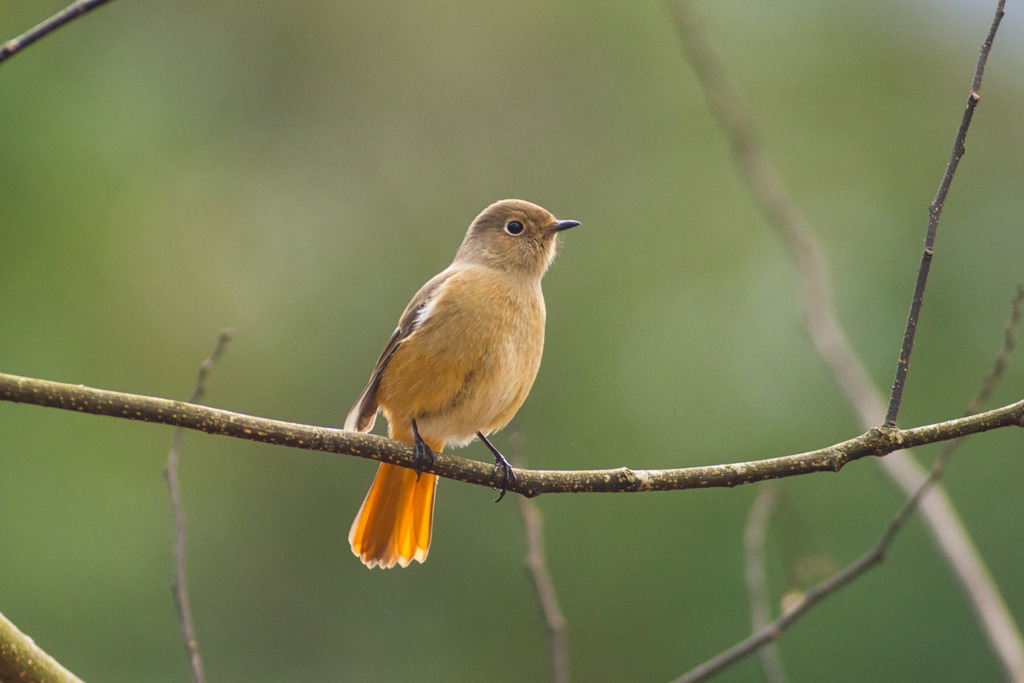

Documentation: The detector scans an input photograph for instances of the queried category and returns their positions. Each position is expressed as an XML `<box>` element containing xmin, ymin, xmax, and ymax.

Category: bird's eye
<box><xmin>505</xmin><ymin>220</ymin><xmax>525</xmax><ymax>235</ymax></box>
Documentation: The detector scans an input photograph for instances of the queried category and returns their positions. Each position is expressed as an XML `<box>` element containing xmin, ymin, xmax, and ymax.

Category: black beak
<box><xmin>551</xmin><ymin>219</ymin><xmax>580</xmax><ymax>233</ymax></box>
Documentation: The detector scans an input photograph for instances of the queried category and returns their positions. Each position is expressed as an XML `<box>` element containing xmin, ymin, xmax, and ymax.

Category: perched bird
<box><xmin>344</xmin><ymin>199</ymin><xmax>579</xmax><ymax>568</ymax></box>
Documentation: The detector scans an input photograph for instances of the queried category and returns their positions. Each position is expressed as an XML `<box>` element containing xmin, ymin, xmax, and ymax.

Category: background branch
<box><xmin>518</xmin><ymin>497</ymin><xmax>568</xmax><ymax>682</ymax></box>
<box><xmin>742</xmin><ymin>483</ymin><xmax>787</xmax><ymax>683</ymax></box>
<box><xmin>0</xmin><ymin>0</ymin><xmax>115</xmax><ymax>64</ymax></box>
<box><xmin>166</xmin><ymin>331</ymin><xmax>232</xmax><ymax>683</ymax></box>
<box><xmin>510</xmin><ymin>430</ymin><xmax>570</xmax><ymax>683</ymax></box>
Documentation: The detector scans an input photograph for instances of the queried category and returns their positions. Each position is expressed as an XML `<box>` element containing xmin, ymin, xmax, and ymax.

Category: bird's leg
<box><xmin>477</xmin><ymin>432</ymin><xmax>516</xmax><ymax>502</ymax></box>
<box><xmin>411</xmin><ymin>418</ymin><xmax>434</xmax><ymax>480</ymax></box>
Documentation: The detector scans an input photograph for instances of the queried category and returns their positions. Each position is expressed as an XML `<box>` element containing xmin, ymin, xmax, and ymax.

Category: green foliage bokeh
<box><xmin>2</xmin><ymin>1</ymin><xmax>1023</xmax><ymax>680</ymax></box>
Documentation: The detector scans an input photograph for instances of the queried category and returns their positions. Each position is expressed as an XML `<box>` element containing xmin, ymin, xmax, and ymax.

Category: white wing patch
<box><xmin>411</xmin><ymin>279</ymin><xmax>447</xmax><ymax>333</ymax></box>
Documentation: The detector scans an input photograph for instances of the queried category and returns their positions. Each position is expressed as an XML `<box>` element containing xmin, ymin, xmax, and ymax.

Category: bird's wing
<box><xmin>343</xmin><ymin>267</ymin><xmax>460</xmax><ymax>432</ymax></box>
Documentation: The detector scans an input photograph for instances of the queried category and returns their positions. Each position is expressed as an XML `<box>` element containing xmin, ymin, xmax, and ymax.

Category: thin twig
<box><xmin>965</xmin><ymin>284</ymin><xmax>1023</xmax><ymax>417</ymax></box>
<box><xmin>2</xmin><ymin>371</ymin><xmax>1023</xmax><ymax>496</ymax></box>
<box><xmin>742</xmin><ymin>484</ymin><xmax>787</xmax><ymax>683</ymax></box>
<box><xmin>519</xmin><ymin>499</ymin><xmax>569</xmax><ymax>683</ymax></box>
<box><xmin>675</xmin><ymin>284</ymin><xmax>1024</xmax><ymax>683</ymax></box>
<box><xmin>671</xmin><ymin>0</ymin><xmax>1023</xmax><ymax>679</ymax></box>
<box><xmin>166</xmin><ymin>330</ymin><xmax>233</xmax><ymax>683</ymax></box>
<box><xmin>884</xmin><ymin>0</ymin><xmax>1006</xmax><ymax>427</ymax></box>
<box><xmin>0</xmin><ymin>0</ymin><xmax>116</xmax><ymax>65</ymax></box>
<box><xmin>509</xmin><ymin>430</ymin><xmax>570</xmax><ymax>683</ymax></box>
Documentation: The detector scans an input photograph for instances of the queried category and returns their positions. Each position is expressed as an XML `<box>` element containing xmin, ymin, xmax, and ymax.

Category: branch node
<box><xmin>876</xmin><ymin>425</ymin><xmax>905</xmax><ymax>451</ymax></box>
<box><xmin>618</xmin><ymin>467</ymin><xmax>640</xmax><ymax>488</ymax></box>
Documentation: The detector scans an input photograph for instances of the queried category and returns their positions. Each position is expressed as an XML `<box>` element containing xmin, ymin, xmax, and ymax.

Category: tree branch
<box><xmin>884</xmin><ymin>0</ymin><xmax>1006</xmax><ymax>427</ymax></box>
<box><xmin>2</xmin><ymin>371</ymin><xmax>1022</xmax><ymax>497</ymax></box>
<box><xmin>166</xmin><ymin>332</ymin><xmax>232</xmax><ymax>683</ymax></box>
<box><xmin>510</xmin><ymin>430</ymin><xmax>570</xmax><ymax>683</ymax></box>
<box><xmin>0</xmin><ymin>610</ymin><xmax>82</xmax><ymax>683</ymax></box>
<box><xmin>742</xmin><ymin>483</ymin><xmax>787</xmax><ymax>683</ymax></box>
<box><xmin>0</xmin><ymin>0</ymin><xmax>116</xmax><ymax>65</ymax></box>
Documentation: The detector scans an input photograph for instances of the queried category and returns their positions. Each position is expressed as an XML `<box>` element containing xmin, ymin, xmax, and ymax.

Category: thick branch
<box><xmin>2</xmin><ymin>372</ymin><xmax>1022</xmax><ymax>497</ymax></box>
<box><xmin>0</xmin><ymin>611</ymin><xmax>82</xmax><ymax>683</ymax></box>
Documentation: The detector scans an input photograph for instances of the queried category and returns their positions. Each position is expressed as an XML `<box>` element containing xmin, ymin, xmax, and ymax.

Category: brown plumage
<box><xmin>345</xmin><ymin>199</ymin><xmax>578</xmax><ymax>568</ymax></box>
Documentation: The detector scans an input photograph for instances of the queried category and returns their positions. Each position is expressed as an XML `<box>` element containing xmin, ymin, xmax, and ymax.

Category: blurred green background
<box><xmin>2</xmin><ymin>1</ymin><xmax>1023</xmax><ymax>680</ymax></box>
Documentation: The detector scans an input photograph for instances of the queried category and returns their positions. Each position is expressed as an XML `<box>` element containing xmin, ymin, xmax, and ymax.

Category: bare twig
<box><xmin>0</xmin><ymin>0</ymin><xmax>116</xmax><ymax>65</ymax></box>
<box><xmin>3</xmin><ymin>371</ymin><xmax>1023</xmax><ymax>497</ymax></box>
<box><xmin>671</xmin><ymin>0</ymin><xmax>1024</xmax><ymax>679</ymax></box>
<box><xmin>965</xmin><ymin>285</ymin><xmax>1023</xmax><ymax>417</ymax></box>
<box><xmin>742</xmin><ymin>484</ymin><xmax>787</xmax><ymax>683</ymax></box>
<box><xmin>675</xmin><ymin>284</ymin><xmax>1024</xmax><ymax>683</ymax></box>
<box><xmin>0</xmin><ymin>610</ymin><xmax>83</xmax><ymax>683</ymax></box>
<box><xmin>885</xmin><ymin>0</ymin><xmax>1006</xmax><ymax>428</ymax></box>
<box><xmin>165</xmin><ymin>331</ymin><xmax>232</xmax><ymax>683</ymax></box>
<box><xmin>509</xmin><ymin>430</ymin><xmax>569</xmax><ymax>683</ymax></box>
<box><xmin>519</xmin><ymin>499</ymin><xmax>569</xmax><ymax>682</ymax></box>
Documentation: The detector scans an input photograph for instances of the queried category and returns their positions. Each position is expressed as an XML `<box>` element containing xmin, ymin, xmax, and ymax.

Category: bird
<box><xmin>344</xmin><ymin>199</ymin><xmax>579</xmax><ymax>569</ymax></box>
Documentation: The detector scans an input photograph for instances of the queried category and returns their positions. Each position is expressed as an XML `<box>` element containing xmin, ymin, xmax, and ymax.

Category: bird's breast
<box><xmin>376</xmin><ymin>268</ymin><xmax>546</xmax><ymax>446</ymax></box>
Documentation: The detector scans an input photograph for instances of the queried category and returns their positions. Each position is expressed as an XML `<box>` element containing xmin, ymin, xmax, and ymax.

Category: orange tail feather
<box><xmin>349</xmin><ymin>462</ymin><xmax>438</xmax><ymax>569</ymax></box>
